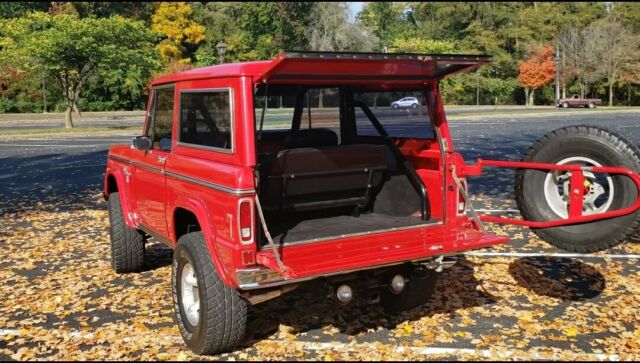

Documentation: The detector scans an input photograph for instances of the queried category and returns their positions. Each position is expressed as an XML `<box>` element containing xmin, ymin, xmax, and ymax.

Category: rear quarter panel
<box><xmin>164</xmin><ymin>76</ymin><xmax>256</xmax><ymax>287</ymax></box>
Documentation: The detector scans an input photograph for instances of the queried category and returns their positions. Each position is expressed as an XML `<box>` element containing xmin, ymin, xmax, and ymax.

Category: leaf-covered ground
<box><xmin>1</xmin><ymin>190</ymin><xmax>640</xmax><ymax>361</ymax></box>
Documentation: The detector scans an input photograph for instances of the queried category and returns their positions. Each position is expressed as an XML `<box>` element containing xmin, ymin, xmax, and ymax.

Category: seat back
<box><xmin>260</xmin><ymin>144</ymin><xmax>388</xmax><ymax>213</ymax></box>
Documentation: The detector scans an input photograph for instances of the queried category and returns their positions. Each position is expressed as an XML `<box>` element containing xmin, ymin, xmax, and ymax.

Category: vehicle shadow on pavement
<box><xmin>507</xmin><ymin>256</ymin><xmax>605</xmax><ymax>301</ymax></box>
<box><xmin>243</xmin><ymin>257</ymin><xmax>499</xmax><ymax>344</ymax></box>
<box><xmin>143</xmin><ymin>240</ymin><xmax>174</xmax><ymax>271</ymax></box>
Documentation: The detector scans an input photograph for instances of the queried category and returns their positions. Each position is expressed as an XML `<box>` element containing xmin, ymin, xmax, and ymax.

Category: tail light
<box><xmin>238</xmin><ymin>198</ymin><xmax>254</xmax><ymax>245</ymax></box>
<box><xmin>457</xmin><ymin>178</ymin><xmax>468</xmax><ymax>216</ymax></box>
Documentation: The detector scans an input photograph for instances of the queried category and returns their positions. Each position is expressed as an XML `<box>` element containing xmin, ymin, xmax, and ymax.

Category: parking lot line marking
<box><xmin>474</xmin><ymin>209</ymin><xmax>519</xmax><ymax>213</ymax></box>
<box><xmin>37</xmin><ymin>164</ymin><xmax>106</xmax><ymax>170</ymax></box>
<box><xmin>266</xmin><ymin>340</ymin><xmax>620</xmax><ymax>360</ymax></box>
<box><xmin>0</xmin><ymin>143</ymin><xmax>103</xmax><ymax>148</ymax></box>
<box><xmin>465</xmin><ymin>251</ymin><xmax>640</xmax><ymax>259</ymax></box>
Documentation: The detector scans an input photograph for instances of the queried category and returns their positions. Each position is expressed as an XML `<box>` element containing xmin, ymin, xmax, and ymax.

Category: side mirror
<box><xmin>132</xmin><ymin>136</ymin><xmax>151</xmax><ymax>151</ymax></box>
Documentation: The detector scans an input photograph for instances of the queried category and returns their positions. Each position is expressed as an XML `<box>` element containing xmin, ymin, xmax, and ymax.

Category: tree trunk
<box><xmin>279</xmin><ymin>96</ymin><xmax>283</xmax><ymax>108</ymax></box>
<box><xmin>580</xmin><ymin>84</ymin><xmax>585</xmax><ymax>99</ymax></box>
<box><xmin>627</xmin><ymin>82</ymin><xmax>632</xmax><ymax>105</ymax></box>
<box><xmin>524</xmin><ymin>87</ymin><xmax>530</xmax><ymax>107</ymax></box>
<box><xmin>318</xmin><ymin>89</ymin><xmax>323</xmax><ymax>108</ymax></box>
<box><xmin>529</xmin><ymin>88</ymin><xmax>535</xmax><ymax>106</ymax></box>
<box><xmin>373</xmin><ymin>94</ymin><xmax>377</xmax><ymax>109</ymax></box>
<box><xmin>562</xmin><ymin>82</ymin><xmax>566</xmax><ymax>99</ymax></box>
<box><xmin>65</xmin><ymin>106</ymin><xmax>74</xmax><ymax>128</ymax></box>
<box><xmin>609</xmin><ymin>81</ymin><xmax>614</xmax><ymax>107</ymax></box>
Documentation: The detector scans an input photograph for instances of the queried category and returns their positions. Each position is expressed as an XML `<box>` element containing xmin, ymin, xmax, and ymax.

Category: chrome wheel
<box><xmin>543</xmin><ymin>156</ymin><xmax>614</xmax><ymax>219</ymax></box>
<box><xmin>180</xmin><ymin>262</ymin><xmax>200</xmax><ymax>326</ymax></box>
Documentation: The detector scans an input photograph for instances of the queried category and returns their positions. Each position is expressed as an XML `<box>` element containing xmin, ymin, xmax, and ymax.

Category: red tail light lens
<box><xmin>238</xmin><ymin>199</ymin><xmax>253</xmax><ymax>244</ymax></box>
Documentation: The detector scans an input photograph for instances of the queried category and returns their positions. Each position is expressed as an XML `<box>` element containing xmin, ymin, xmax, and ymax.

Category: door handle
<box><xmin>156</xmin><ymin>156</ymin><xmax>167</xmax><ymax>163</ymax></box>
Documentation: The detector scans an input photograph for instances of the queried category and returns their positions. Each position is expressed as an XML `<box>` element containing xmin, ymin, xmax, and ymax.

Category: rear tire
<box><xmin>381</xmin><ymin>266</ymin><xmax>437</xmax><ymax>313</ymax></box>
<box><xmin>172</xmin><ymin>232</ymin><xmax>247</xmax><ymax>355</ymax></box>
<box><xmin>515</xmin><ymin>125</ymin><xmax>640</xmax><ymax>252</ymax></box>
<box><xmin>562</xmin><ymin>102</ymin><xmax>569</xmax><ymax>108</ymax></box>
<box><xmin>411</xmin><ymin>103</ymin><xmax>418</xmax><ymax>109</ymax></box>
<box><xmin>588</xmin><ymin>102</ymin><xmax>596</xmax><ymax>109</ymax></box>
<box><xmin>108</xmin><ymin>192</ymin><xmax>145</xmax><ymax>273</ymax></box>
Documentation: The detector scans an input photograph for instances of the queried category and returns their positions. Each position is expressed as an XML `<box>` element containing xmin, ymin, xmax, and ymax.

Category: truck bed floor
<box><xmin>264</xmin><ymin>212</ymin><xmax>433</xmax><ymax>247</ymax></box>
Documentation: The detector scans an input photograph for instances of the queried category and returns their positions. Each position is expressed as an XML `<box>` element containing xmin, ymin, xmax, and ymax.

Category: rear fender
<box><xmin>170</xmin><ymin>198</ymin><xmax>234</xmax><ymax>288</ymax></box>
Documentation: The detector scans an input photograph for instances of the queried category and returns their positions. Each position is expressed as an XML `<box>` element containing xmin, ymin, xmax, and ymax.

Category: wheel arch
<box><xmin>104</xmin><ymin>170</ymin><xmax>137</xmax><ymax>227</ymax></box>
<box><xmin>170</xmin><ymin>201</ymin><xmax>234</xmax><ymax>287</ymax></box>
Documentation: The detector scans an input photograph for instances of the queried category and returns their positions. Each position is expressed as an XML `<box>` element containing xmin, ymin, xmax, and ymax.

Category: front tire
<box><xmin>392</xmin><ymin>103</ymin><xmax>399</xmax><ymax>109</ymax></box>
<box><xmin>515</xmin><ymin>125</ymin><xmax>640</xmax><ymax>252</ymax></box>
<box><xmin>108</xmin><ymin>192</ymin><xmax>145</xmax><ymax>273</ymax></box>
<box><xmin>562</xmin><ymin>102</ymin><xmax>569</xmax><ymax>108</ymax></box>
<box><xmin>172</xmin><ymin>232</ymin><xmax>247</xmax><ymax>355</ymax></box>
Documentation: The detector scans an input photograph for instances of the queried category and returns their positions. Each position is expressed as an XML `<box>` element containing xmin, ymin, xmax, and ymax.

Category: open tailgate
<box><xmin>255</xmin><ymin>51</ymin><xmax>492</xmax><ymax>87</ymax></box>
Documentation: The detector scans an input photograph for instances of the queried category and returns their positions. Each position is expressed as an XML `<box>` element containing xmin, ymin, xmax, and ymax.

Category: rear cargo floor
<box><xmin>263</xmin><ymin>212</ymin><xmax>432</xmax><ymax>247</ymax></box>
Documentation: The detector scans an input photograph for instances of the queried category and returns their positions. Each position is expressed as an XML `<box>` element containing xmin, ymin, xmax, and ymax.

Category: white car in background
<box><xmin>391</xmin><ymin>96</ymin><xmax>420</xmax><ymax>109</ymax></box>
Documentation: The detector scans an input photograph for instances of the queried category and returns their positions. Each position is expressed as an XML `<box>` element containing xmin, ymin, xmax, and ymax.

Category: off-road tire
<box><xmin>108</xmin><ymin>192</ymin><xmax>145</xmax><ymax>273</ymax></box>
<box><xmin>515</xmin><ymin>125</ymin><xmax>640</xmax><ymax>252</ymax></box>
<box><xmin>172</xmin><ymin>232</ymin><xmax>247</xmax><ymax>355</ymax></box>
<box><xmin>381</xmin><ymin>267</ymin><xmax>437</xmax><ymax>313</ymax></box>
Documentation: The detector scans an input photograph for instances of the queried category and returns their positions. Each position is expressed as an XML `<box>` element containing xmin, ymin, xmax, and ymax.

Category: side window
<box><xmin>150</xmin><ymin>87</ymin><xmax>175</xmax><ymax>151</ymax></box>
<box><xmin>179</xmin><ymin>90</ymin><xmax>233</xmax><ymax>151</ymax></box>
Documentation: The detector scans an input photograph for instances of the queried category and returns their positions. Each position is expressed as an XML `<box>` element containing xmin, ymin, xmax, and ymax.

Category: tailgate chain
<box><xmin>450</xmin><ymin>165</ymin><xmax>485</xmax><ymax>231</ymax></box>
<box><xmin>254</xmin><ymin>193</ymin><xmax>288</xmax><ymax>274</ymax></box>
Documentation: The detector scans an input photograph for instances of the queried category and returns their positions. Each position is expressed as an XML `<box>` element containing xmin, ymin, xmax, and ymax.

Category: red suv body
<box><xmin>103</xmin><ymin>51</ymin><xmax>509</xmax><ymax>354</ymax></box>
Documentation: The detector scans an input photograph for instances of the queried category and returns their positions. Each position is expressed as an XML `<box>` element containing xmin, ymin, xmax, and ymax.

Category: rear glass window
<box><xmin>353</xmin><ymin>91</ymin><xmax>434</xmax><ymax>139</ymax></box>
<box><xmin>179</xmin><ymin>90</ymin><xmax>233</xmax><ymax>151</ymax></box>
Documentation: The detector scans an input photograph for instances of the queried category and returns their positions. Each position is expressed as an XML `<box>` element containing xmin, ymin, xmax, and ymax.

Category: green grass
<box><xmin>1</xmin><ymin>125</ymin><xmax>140</xmax><ymax>137</ymax></box>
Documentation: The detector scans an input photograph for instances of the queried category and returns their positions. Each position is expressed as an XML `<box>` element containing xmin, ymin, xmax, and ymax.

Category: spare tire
<box><xmin>515</xmin><ymin>125</ymin><xmax>640</xmax><ymax>252</ymax></box>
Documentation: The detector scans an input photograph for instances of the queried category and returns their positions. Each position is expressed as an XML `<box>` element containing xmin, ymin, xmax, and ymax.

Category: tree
<box><xmin>357</xmin><ymin>2</ymin><xmax>413</xmax><ymax>52</ymax></box>
<box><xmin>304</xmin><ymin>2</ymin><xmax>377</xmax><ymax>108</ymax></box>
<box><xmin>589</xmin><ymin>16</ymin><xmax>640</xmax><ymax>106</ymax></box>
<box><xmin>517</xmin><ymin>45</ymin><xmax>556</xmax><ymax>106</ymax></box>
<box><xmin>0</xmin><ymin>12</ymin><xmax>160</xmax><ymax>127</ymax></box>
<box><xmin>390</xmin><ymin>38</ymin><xmax>455</xmax><ymax>53</ymax></box>
<box><xmin>0</xmin><ymin>2</ymin><xmax>49</xmax><ymax>18</ymax></box>
<box><xmin>307</xmin><ymin>2</ymin><xmax>377</xmax><ymax>52</ymax></box>
<box><xmin>150</xmin><ymin>2</ymin><xmax>205</xmax><ymax>66</ymax></box>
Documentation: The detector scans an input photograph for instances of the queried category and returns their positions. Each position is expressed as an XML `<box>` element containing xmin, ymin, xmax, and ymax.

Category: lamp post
<box><xmin>215</xmin><ymin>41</ymin><xmax>227</xmax><ymax>64</ymax></box>
<box><xmin>554</xmin><ymin>46</ymin><xmax>561</xmax><ymax>107</ymax></box>
<box><xmin>42</xmin><ymin>72</ymin><xmax>47</xmax><ymax>113</ymax></box>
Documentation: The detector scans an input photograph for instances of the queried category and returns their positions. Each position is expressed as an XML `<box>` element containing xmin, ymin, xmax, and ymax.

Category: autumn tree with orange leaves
<box><xmin>518</xmin><ymin>45</ymin><xmax>556</xmax><ymax>106</ymax></box>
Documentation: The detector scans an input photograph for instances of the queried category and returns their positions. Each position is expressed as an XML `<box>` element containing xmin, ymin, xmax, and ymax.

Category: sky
<box><xmin>347</xmin><ymin>2</ymin><xmax>363</xmax><ymax>22</ymax></box>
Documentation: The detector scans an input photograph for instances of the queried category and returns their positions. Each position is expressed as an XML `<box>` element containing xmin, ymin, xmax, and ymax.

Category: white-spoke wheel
<box><xmin>181</xmin><ymin>263</ymin><xmax>200</xmax><ymax>326</ymax></box>
<box><xmin>543</xmin><ymin>156</ymin><xmax>614</xmax><ymax>219</ymax></box>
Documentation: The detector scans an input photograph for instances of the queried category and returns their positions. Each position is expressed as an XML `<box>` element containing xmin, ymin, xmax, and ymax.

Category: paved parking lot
<box><xmin>1</xmin><ymin>110</ymin><xmax>640</xmax><ymax>360</ymax></box>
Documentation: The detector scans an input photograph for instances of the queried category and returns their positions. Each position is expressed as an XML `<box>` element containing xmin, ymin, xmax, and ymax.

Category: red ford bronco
<box><xmin>104</xmin><ymin>51</ymin><xmax>640</xmax><ymax>355</ymax></box>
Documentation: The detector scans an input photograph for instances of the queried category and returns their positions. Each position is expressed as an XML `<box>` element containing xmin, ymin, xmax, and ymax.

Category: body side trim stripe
<box><xmin>107</xmin><ymin>155</ymin><xmax>255</xmax><ymax>196</ymax></box>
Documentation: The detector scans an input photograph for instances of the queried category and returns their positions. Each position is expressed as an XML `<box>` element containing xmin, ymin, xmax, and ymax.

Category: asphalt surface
<box><xmin>1</xmin><ymin>109</ymin><xmax>640</xmax><ymax>359</ymax></box>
